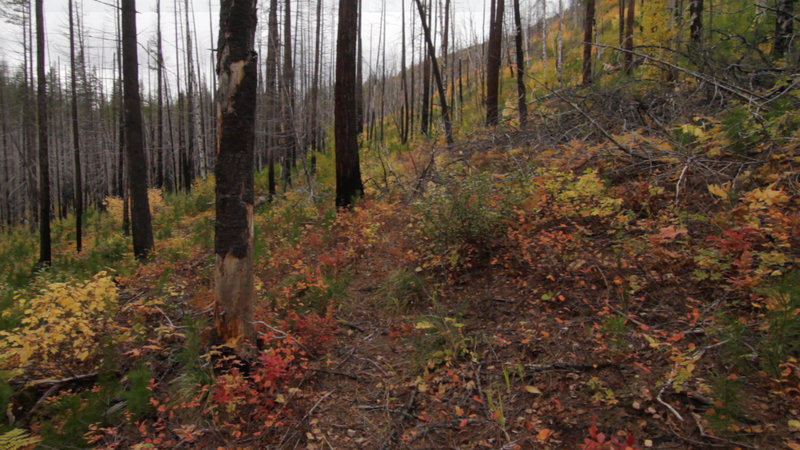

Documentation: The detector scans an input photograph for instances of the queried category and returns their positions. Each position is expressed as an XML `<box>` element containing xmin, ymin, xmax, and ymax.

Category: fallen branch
<box><xmin>21</xmin><ymin>372</ymin><xmax>99</xmax><ymax>389</ymax></box>
<box><xmin>310</xmin><ymin>368</ymin><xmax>360</xmax><ymax>382</ymax></box>
<box><xmin>656</xmin><ymin>380</ymin><xmax>684</xmax><ymax>422</ymax></box>
<box><xmin>356</xmin><ymin>404</ymin><xmax>421</xmax><ymax>421</ymax></box>
<box><xmin>591</xmin><ymin>42</ymin><xmax>767</xmax><ymax>104</ymax></box>
<box><xmin>300</xmin><ymin>390</ymin><xmax>336</xmax><ymax>423</ymax></box>
<box><xmin>526</xmin><ymin>75</ymin><xmax>646</xmax><ymax>159</ymax></box>
<box><xmin>692</xmin><ymin>412</ymin><xmax>757</xmax><ymax>449</ymax></box>
<box><xmin>525</xmin><ymin>362</ymin><xmax>615</xmax><ymax>373</ymax></box>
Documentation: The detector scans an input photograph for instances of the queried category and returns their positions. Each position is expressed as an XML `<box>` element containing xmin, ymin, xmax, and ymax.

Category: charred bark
<box><xmin>335</xmin><ymin>0</ymin><xmax>364</xmax><ymax>208</ymax></box>
<box><xmin>486</xmin><ymin>0</ymin><xmax>504</xmax><ymax>126</ymax></box>
<box><xmin>214</xmin><ymin>0</ymin><xmax>258</xmax><ymax>348</ymax></box>
<box><xmin>121</xmin><ymin>0</ymin><xmax>154</xmax><ymax>260</ymax></box>
<box><xmin>582</xmin><ymin>0</ymin><xmax>595</xmax><ymax>85</ymax></box>
<box><xmin>623</xmin><ymin>0</ymin><xmax>635</xmax><ymax>74</ymax></box>
<box><xmin>512</xmin><ymin>0</ymin><xmax>526</xmax><ymax>127</ymax></box>
<box><xmin>36</xmin><ymin>0</ymin><xmax>50</xmax><ymax>264</ymax></box>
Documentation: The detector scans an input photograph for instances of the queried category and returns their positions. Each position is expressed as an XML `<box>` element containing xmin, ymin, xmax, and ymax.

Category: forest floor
<box><xmin>4</xmin><ymin>91</ymin><xmax>800</xmax><ymax>448</ymax></box>
<box><xmin>104</xmin><ymin>124</ymin><xmax>799</xmax><ymax>448</ymax></box>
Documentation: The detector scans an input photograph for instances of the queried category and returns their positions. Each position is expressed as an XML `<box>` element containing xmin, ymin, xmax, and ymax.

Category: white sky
<box><xmin>0</xmin><ymin>0</ymin><xmax>549</xmax><ymax>95</ymax></box>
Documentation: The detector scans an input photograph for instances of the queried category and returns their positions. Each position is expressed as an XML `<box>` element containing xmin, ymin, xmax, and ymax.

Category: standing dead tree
<box><xmin>214</xmin><ymin>0</ymin><xmax>259</xmax><ymax>349</ymax></box>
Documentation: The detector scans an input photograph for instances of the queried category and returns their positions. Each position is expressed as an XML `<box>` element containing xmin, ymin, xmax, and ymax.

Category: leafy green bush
<box><xmin>379</xmin><ymin>268</ymin><xmax>427</xmax><ymax>312</ymax></box>
<box><xmin>412</xmin><ymin>314</ymin><xmax>473</xmax><ymax>373</ymax></box>
<box><xmin>760</xmin><ymin>271</ymin><xmax>800</xmax><ymax>376</ymax></box>
<box><xmin>414</xmin><ymin>172</ymin><xmax>516</xmax><ymax>271</ymax></box>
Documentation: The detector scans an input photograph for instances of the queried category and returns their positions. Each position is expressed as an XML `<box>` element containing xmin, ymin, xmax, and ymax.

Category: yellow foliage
<box><xmin>744</xmin><ymin>184</ymin><xmax>790</xmax><ymax>209</ymax></box>
<box><xmin>103</xmin><ymin>195</ymin><xmax>124</xmax><ymax>222</ymax></box>
<box><xmin>707</xmin><ymin>183</ymin><xmax>731</xmax><ymax>201</ymax></box>
<box><xmin>0</xmin><ymin>428</ymin><xmax>42</xmax><ymax>450</ymax></box>
<box><xmin>0</xmin><ymin>272</ymin><xmax>117</xmax><ymax>372</ymax></box>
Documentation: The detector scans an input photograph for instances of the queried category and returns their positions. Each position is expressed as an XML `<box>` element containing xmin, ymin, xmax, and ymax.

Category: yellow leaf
<box><xmin>788</xmin><ymin>419</ymin><xmax>800</xmax><ymax>430</ymax></box>
<box><xmin>414</xmin><ymin>321</ymin><xmax>434</xmax><ymax>329</ymax></box>
<box><xmin>524</xmin><ymin>386</ymin><xmax>542</xmax><ymax>394</ymax></box>
<box><xmin>707</xmin><ymin>183</ymin><xmax>729</xmax><ymax>201</ymax></box>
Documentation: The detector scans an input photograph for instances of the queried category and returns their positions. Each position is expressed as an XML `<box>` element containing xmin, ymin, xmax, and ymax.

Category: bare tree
<box><xmin>689</xmin><ymin>0</ymin><xmax>703</xmax><ymax>49</ymax></box>
<box><xmin>36</xmin><ymin>0</ymin><xmax>50</xmax><ymax>264</ymax></box>
<box><xmin>265</xmin><ymin>0</ymin><xmax>279</xmax><ymax>201</ymax></box>
<box><xmin>772</xmin><ymin>0</ymin><xmax>794</xmax><ymax>58</ymax></box>
<box><xmin>414</xmin><ymin>0</ymin><xmax>453</xmax><ymax>144</ymax></box>
<box><xmin>281</xmin><ymin>0</ymin><xmax>296</xmax><ymax>188</ymax></box>
<box><xmin>623</xmin><ymin>0</ymin><xmax>635</xmax><ymax>73</ymax></box>
<box><xmin>618</xmin><ymin>0</ymin><xmax>625</xmax><ymax>47</ymax></box>
<box><xmin>540</xmin><ymin>0</ymin><xmax>547</xmax><ymax>67</ymax></box>
<box><xmin>121</xmin><ymin>0</ymin><xmax>154</xmax><ymax>260</ymax></box>
<box><xmin>486</xmin><ymin>0</ymin><xmax>504</xmax><ymax>125</ymax></box>
<box><xmin>155</xmin><ymin>0</ymin><xmax>164</xmax><ymax>188</ymax></box>
<box><xmin>582</xmin><ymin>0</ymin><xmax>595</xmax><ymax>85</ymax></box>
<box><xmin>214</xmin><ymin>0</ymin><xmax>258</xmax><ymax>348</ymax></box>
<box><xmin>309</xmin><ymin>0</ymin><xmax>323</xmax><ymax>163</ymax></box>
<box><xmin>512</xmin><ymin>0</ymin><xmax>526</xmax><ymax>127</ymax></box>
<box><xmin>69</xmin><ymin>0</ymin><xmax>83</xmax><ymax>252</ymax></box>
<box><xmin>335</xmin><ymin>0</ymin><xmax>364</xmax><ymax>208</ymax></box>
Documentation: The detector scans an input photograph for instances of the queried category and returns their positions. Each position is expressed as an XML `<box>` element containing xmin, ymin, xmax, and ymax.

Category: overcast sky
<box><xmin>0</xmin><ymin>0</ymin><xmax>547</xmax><ymax>94</ymax></box>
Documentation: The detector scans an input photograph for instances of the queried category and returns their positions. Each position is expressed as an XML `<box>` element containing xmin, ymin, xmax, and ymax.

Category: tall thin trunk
<box><xmin>355</xmin><ymin>0</ymin><xmax>364</xmax><ymax>134</ymax></box>
<box><xmin>513</xmin><ymin>0</ymin><xmax>526</xmax><ymax>127</ymax></box>
<box><xmin>618</xmin><ymin>0</ymin><xmax>625</xmax><ymax>47</ymax></box>
<box><xmin>335</xmin><ymin>0</ymin><xmax>364</xmax><ymax>208</ymax></box>
<box><xmin>421</xmin><ymin>45</ymin><xmax>431</xmax><ymax>134</ymax></box>
<box><xmin>207</xmin><ymin>0</ymin><xmax>217</xmax><ymax>161</ymax></box>
<box><xmin>582</xmin><ymin>0</ymin><xmax>595</xmax><ymax>85</ymax></box>
<box><xmin>0</xmin><ymin>75</ymin><xmax>9</xmax><ymax>225</ymax></box>
<box><xmin>185</xmin><ymin>0</ymin><xmax>202</xmax><ymax>182</ymax></box>
<box><xmin>556</xmin><ymin>0</ymin><xmax>563</xmax><ymax>84</ymax></box>
<box><xmin>689</xmin><ymin>0</ymin><xmax>703</xmax><ymax>49</ymax></box>
<box><xmin>414</xmin><ymin>0</ymin><xmax>453</xmax><ymax>144</ymax></box>
<box><xmin>623</xmin><ymin>0</ymin><xmax>635</xmax><ymax>73</ymax></box>
<box><xmin>379</xmin><ymin>0</ymin><xmax>386</xmax><ymax>144</ymax></box>
<box><xmin>540</xmin><ymin>0</ymin><xmax>547</xmax><ymax>67</ymax></box>
<box><xmin>281</xmin><ymin>0</ymin><xmax>295</xmax><ymax>187</ymax></box>
<box><xmin>266</xmin><ymin>0</ymin><xmax>279</xmax><ymax>200</ymax></box>
<box><xmin>409</xmin><ymin>2</ymin><xmax>416</xmax><ymax>140</ymax></box>
<box><xmin>36</xmin><ymin>0</ymin><xmax>50</xmax><ymax>264</ymax></box>
<box><xmin>486</xmin><ymin>0</ymin><xmax>504</xmax><ymax>126</ymax></box>
<box><xmin>400</xmin><ymin>0</ymin><xmax>409</xmax><ymax>143</ymax></box>
<box><xmin>69</xmin><ymin>0</ymin><xmax>83</xmax><ymax>252</ymax></box>
<box><xmin>215</xmin><ymin>0</ymin><xmax>258</xmax><ymax>350</ymax></box>
<box><xmin>156</xmin><ymin>0</ymin><xmax>164</xmax><ymax>188</ymax></box>
<box><xmin>772</xmin><ymin>0</ymin><xmax>794</xmax><ymax>58</ymax></box>
<box><xmin>116</xmin><ymin>9</ymin><xmax>130</xmax><ymax>236</ymax></box>
<box><xmin>23</xmin><ymin>4</ymin><xmax>38</xmax><ymax>227</ymax></box>
<box><xmin>174</xmin><ymin>0</ymin><xmax>189</xmax><ymax>191</ymax></box>
<box><xmin>310</xmin><ymin>0</ymin><xmax>323</xmax><ymax>160</ymax></box>
<box><xmin>121</xmin><ymin>0</ymin><xmax>154</xmax><ymax>260</ymax></box>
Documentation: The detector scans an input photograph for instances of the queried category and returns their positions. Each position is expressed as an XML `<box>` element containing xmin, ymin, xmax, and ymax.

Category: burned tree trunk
<box><xmin>335</xmin><ymin>0</ymin><xmax>364</xmax><ymax>208</ymax></box>
<box><xmin>214</xmin><ymin>0</ymin><xmax>258</xmax><ymax>348</ymax></box>
<box><xmin>69</xmin><ymin>0</ymin><xmax>83</xmax><ymax>253</ymax></box>
<box><xmin>582</xmin><ymin>0</ymin><xmax>595</xmax><ymax>85</ymax></box>
<box><xmin>265</xmin><ymin>0</ymin><xmax>279</xmax><ymax>201</ymax></box>
<box><xmin>512</xmin><ymin>0</ymin><xmax>526</xmax><ymax>127</ymax></box>
<box><xmin>689</xmin><ymin>0</ymin><xmax>703</xmax><ymax>48</ymax></box>
<box><xmin>623</xmin><ymin>0</ymin><xmax>635</xmax><ymax>73</ymax></box>
<box><xmin>486</xmin><ymin>0</ymin><xmax>504</xmax><ymax>126</ymax></box>
<box><xmin>414</xmin><ymin>0</ymin><xmax>454</xmax><ymax>144</ymax></box>
<box><xmin>121</xmin><ymin>0</ymin><xmax>154</xmax><ymax>260</ymax></box>
<box><xmin>772</xmin><ymin>0</ymin><xmax>794</xmax><ymax>58</ymax></box>
<box><xmin>36</xmin><ymin>0</ymin><xmax>50</xmax><ymax>264</ymax></box>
